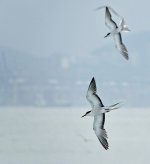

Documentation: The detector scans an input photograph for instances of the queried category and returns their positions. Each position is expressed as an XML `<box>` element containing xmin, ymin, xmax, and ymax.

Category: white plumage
<box><xmin>82</xmin><ymin>77</ymin><xmax>121</xmax><ymax>150</ymax></box>
<box><xmin>96</xmin><ymin>6</ymin><xmax>130</xmax><ymax>60</ymax></box>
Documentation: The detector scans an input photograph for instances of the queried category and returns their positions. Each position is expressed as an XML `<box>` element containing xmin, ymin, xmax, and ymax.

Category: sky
<box><xmin>0</xmin><ymin>0</ymin><xmax>149</xmax><ymax>57</ymax></box>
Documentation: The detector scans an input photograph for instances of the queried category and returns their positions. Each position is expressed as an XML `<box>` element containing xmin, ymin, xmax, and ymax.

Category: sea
<box><xmin>0</xmin><ymin>107</ymin><xmax>149</xmax><ymax>164</ymax></box>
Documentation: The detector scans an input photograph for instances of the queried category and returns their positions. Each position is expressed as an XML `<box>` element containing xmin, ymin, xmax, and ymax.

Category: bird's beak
<box><xmin>81</xmin><ymin>114</ymin><xmax>86</xmax><ymax>118</ymax></box>
<box><xmin>104</xmin><ymin>34</ymin><xmax>109</xmax><ymax>38</ymax></box>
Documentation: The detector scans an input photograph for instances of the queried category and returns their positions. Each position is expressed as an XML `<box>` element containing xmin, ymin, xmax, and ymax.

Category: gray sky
<box><xmin>0</xmin><ymin>0</ymin><xmax>149</xmax><ymax>56</ymax></box>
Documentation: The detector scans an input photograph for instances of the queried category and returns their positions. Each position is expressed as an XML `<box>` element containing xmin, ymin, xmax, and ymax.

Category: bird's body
<box><xmin>96</xmin><ymin>5</ymin><xmax>130</xmax><ymax>34</ymax></box>
<box><xmin>96</xmin><ymin>6</ymin><xmax>130</xmax><ymax>60</ymax></box>
<box><xmin>82</xmin><ymin>77</ymin><xmax>121</xmax><ymax>150</ymax></box>
<box><xmin>105</xmin><ymin>18</ymin><xmax>130</xmax><ymax>37</ymax></box>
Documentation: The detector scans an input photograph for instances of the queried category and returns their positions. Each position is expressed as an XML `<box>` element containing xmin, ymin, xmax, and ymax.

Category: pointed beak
<box><xmin>81</xmin><ymin>114</ymin><xmax>86</xmax><ymax>118</ymax></box>
<box><xmin>104</xmin><ymin>33</ymin><xmax>109</xmax><ymax>38</ymax></box>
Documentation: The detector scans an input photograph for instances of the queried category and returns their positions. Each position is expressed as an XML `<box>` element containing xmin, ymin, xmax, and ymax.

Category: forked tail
<box><xmin>120</xmin><ymin>18</ymin><xmax>130</xmax><ymax>32</ymax></box>
<box><xmin>101</xmin><ymin>102</ymin><xmax>123</xmax><ymax>113</ymax></box>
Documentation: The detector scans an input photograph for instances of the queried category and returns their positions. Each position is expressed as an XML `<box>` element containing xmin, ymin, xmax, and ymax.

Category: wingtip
<box><xmin>90</xmin><ymin>77</ymin><xmax>95</xmax><ymax>82</ymax></box>
<box><xmin>97</xmin><ymin>129</ymin><xmax>109</xmax><ymax>150</ymax></box>
<box><xmin>123</xmin><ymin>55</ymin><xmax>129</xmax><ymax>60</ymax></box>
<box><xmin>94</xmin><ymin>5</ymin><xmax>107</xmax><ymax>11</ymax></box>
<box><xmin>100</xmin><ymin>144</ymin><xmax>109</xmax><ymax>150</ymax></box>
<box><xmin>124</xmin><ymin>54</ymin><xmax>129</xmax><ymax>60</ymax></box>
<box><xmin>99</xmin><ymin>138</ymin><xmax>109</xmax><ymax>150</ymax></box>
<box><xmin>124</xmin><ymin>53</ymin><xmax>129</xmax><ymax>60</ymax></box>
<box><xmin>87</xmin><ymin>77</ymin><xmax>97</xmax><ymax>94</ymax></box>
<box><xmin>103</xmin><ymin>144</ymin><xmax>109</xmax><ymax>150</ymax></box>
<box><xmin>91</xmin><ymin>77</ymin><xmax>96</xmax><ymax>84</ymax></box>
<box><xmin>120</xmin><ymin>49</ymin><xmax>129</xmax><ymax>60</ymax></box>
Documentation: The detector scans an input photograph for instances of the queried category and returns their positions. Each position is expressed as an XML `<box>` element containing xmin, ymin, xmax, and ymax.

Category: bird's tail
<box><xmin>119</xmin><ymin>18</ymin><xmax>130</xmax><ymax>32</ymax></box>
<box><xmin>101</xmin><ymin>102</ymin><xmax>123</xmax><ymax>113</ymax></box>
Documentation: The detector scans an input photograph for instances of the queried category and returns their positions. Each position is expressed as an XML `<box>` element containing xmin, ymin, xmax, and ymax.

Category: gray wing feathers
<box><xmin>86</xmin><ymin>77</ymin><xmax>98</xmax><ymax>107</ymax></box>
<box><xmin>120</xmin><ymin>44</ymin><xmax>129</xmax><ymax>60</ymax></box>
<box><xmin>107</xmin><ymin>6</ymin><xmax>123</xmax><ymax>19</ymax></box>
<box><xmin>98</xmin><ymin>132</ymin><xmax>109</xmax><ymax>150</ymax></box>
<box><xmin>93</xmin><ymin>115</ymin><xmax>109</xmax><ymax>150</ymax></box>
<box><xmin>86</xmin><ymin>78</ymin><xmax>104</xmax><ymax>108</ymax></box>
<box><xmin>114</xmin><ymin>33</ymin><xmax>128</xmax><ymax>60</ymax></box>
<box><xmin>105</xmin><ymin>7</ymin><xmax>117</xmax><ymax>30</ymax></box>
<box><xmin>87</xmin><ymin>77</ymin><xmax>96</xmax><ymax>95</ymax></box>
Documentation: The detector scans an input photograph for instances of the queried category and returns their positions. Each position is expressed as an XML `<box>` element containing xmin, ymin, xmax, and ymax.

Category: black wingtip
<box><xmin>106</xmin><ymin>6</ymin><xmax>109</xmax><ymax>11</ymax></box>
<box><xmin>124</xmin><ymin>53</ymin><xmax>129</xmax><ymax>60</ymax></box>
<box><xmin>99</xmin><ymin>138</ymin><xmax>109</xmax><ymax>150</ymax></box>
<box><xmin>87</xmin><ymin>77</ymin><xmax>97</xmax><ymax>93</ymax></box>
<box><xmin>126</xmin><ymin>55</ymin><xmax>129</xmax><ymax>60</ymax></box>
<box><xmin>91</xmin><ymin>77</ymin><xmax>95</xmax><ymax>84</ymax></box>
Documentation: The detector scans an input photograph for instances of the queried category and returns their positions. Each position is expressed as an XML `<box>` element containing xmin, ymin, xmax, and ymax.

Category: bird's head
<box><xmin>81</xmin><ymin>111</ymin><xmax>92</xmax><ymax>118</ymax></box>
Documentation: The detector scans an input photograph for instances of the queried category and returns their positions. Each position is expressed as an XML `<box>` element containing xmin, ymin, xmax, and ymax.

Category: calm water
<box><xmin>0</xmin><ymin>107</ymin><xmax>149</xmax><ymax>164</ymax></box>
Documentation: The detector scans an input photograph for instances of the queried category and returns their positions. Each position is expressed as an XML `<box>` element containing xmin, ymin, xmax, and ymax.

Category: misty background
<box><xmin>1</xmin><ymin>1</ymin><xmax>150</xmax><ymax>164</ymax></box>
<box><xmin>0</xmin><ymin>0</ymin><xmax>149</xmax><ymax>107</ymax></box>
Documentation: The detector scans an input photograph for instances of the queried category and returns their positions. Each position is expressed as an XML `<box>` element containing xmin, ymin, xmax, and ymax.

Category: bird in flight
<box><xmin>82</xmin><ymin>77</ymin><xmax>121</xmax><ymax>150</ymax></box>
<box><xmin>95</xmin><ymin>6</ymin><xmax>130</xmax><ymax>60</ymax></box>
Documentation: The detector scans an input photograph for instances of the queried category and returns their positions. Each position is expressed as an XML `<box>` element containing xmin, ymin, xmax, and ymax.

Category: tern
<box><xmin>96</xmin><ymin>6</ymin><xmax>130</xmax><ymax>60</ymax></box>
<box><xmin>95</xmin><ymin>5</ymin><xmax>130</xmax><ymax>35</ymax></box>
<box><xmin>82</xmin><ymin>77</ymin><xmax>121</xmax><ymax>150</ymax></box>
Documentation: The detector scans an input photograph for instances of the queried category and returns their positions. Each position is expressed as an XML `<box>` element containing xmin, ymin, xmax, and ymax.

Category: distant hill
<box><xmin>0</xmin><ymin>31</ymin><xmax>149</xmax><ymax>107</ymax></box>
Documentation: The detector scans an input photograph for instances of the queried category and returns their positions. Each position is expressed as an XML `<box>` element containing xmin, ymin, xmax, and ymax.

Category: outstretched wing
<box><xmin>105</xmin><ymin>7</ymin><xmax>117</xmax><ymax>31</ymax></box>
<box><xmin>95</xmin><ymin>5</ymin><xmax>123</xmax><ymax>19</ymax></box>
<box><xmin>106</xmin><ymin>6</ymin><xmax>123</xmax><ymax>20</ymax></box>
<box><xmin>93</xmin><ymin>114</ymin><xmax>109</xmax><ymax>150</ymax></box>
<box><xmin>86</xmin><ymin>77</ymin><xmax>104</xmax><ymax>109</ymax></box>
<box><xmin>114</xmin><ymin>32</ymin><xmax>129</xmax><ymax>60</ymax></box>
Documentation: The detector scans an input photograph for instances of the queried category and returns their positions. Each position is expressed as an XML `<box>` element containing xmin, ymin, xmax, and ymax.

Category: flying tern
<box><xmin>82</xmin><ymin>77</ymin><xmax>122</xmax><ymax>150</ymax></box>
<box><xmin>96</xmin><ymin>6</ymin><xmax>130</xmax><ymax>60</ymax></box>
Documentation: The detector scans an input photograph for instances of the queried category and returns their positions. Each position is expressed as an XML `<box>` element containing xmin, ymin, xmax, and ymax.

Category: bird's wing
<box><xmin>107</xmin><ymin>6</ymin><xmax>123</xmax><ymax>19</ymax></box>
<box><xmin>113</xmin><ymin>33</ymin><xmax>129</xmax><ymax>60</ymax></box>
<box><xmin>95</xmin><ymin>5</ymin><xmax>123</xmax><ymax>20</ymax></box>
<box><xmin>86</xmin><ymin>77</ymin><xmax>104</xmax><ymax>109</ymax></box>
<box><xmin>93</xmin><ymin>114</ymin><xmax>109</xmax><ymax>150</ymax></box>
<box><xmin>105</xmin><ymin>7</ymin><xmax>118</xmax><ymax>30</ymax></box>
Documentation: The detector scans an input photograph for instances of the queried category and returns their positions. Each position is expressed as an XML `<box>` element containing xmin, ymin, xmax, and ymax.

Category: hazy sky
<box><xmin>0</xmin><ymin>0</ymin><xmax>149</xmax><ymax>56</ymax></box>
